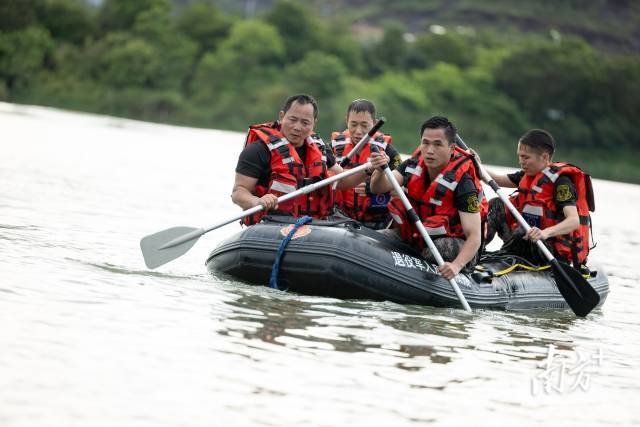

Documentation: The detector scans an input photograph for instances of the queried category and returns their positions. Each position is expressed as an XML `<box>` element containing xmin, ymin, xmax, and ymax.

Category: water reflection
<box><xmin>214</xmin><ymin>278</ymin><xmax>612</xmax><ymax>372</ymax></box>
<box><xmin>216</xmin><ymin>288</ymin><xmax>476</xmax><ymax>370</ymax></box>
<box><xmin>3</xmin><ymin>103</ymin><xmax>640</xmax><ymax>427</ymax></box>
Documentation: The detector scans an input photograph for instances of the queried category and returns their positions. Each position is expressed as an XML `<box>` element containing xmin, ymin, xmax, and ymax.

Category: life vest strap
<box><xmin>405</xmin><ymin>165</ymin><xmax>422</xmax><ymax>176</ymax></box>
<box><xmin>541</xmin><ymin>166</ymin><xmax>560</xmax><ymax>183</ymax></box>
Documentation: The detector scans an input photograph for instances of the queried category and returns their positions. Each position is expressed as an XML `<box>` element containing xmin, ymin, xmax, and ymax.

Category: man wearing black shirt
<box><xmin>369</xmin><ymin>116</ymin><xmax>483</xmax><ymax>280</ymax></box>
<box><xmin>232</xmin><ymin>94</ymin><xmax>370</xmax><ymax>220</ymax></box>
<box><xmin>485</xmin><ymin>129</ymin><xmax>584</xmax><ymax>264</ymax></box>
<box><xmin>330</xmin><ymin>99</ymin><xmax>403</xmax><ymax>230</ymax></box>
<box><xmin>235</xmin><ymin>134</ymin><xmax>339</xmax><ymax>190</ymax></box>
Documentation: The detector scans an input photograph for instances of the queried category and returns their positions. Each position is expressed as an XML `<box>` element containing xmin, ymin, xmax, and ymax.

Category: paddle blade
<box><xmin>140</xmin><ymin>226</ymin><xmax>202</xmax><ymax>269</ymax></box>
<box><xmin>551</xmin><ymin>260</ymin><xmax>601</xmax><ymax>317</ymax></box>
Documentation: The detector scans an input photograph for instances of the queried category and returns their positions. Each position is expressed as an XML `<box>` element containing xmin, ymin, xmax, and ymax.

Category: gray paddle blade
<box><xmin>140</xmin><ymin>226</ymin><xmax>202</xmax><ymax>269</ymax></box>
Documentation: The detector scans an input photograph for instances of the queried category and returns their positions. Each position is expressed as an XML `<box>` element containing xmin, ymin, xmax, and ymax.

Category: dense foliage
<box><xmin>1</xmin><ymin>0</ymin><xmax>639</xmax><ymax>182</ymax></box>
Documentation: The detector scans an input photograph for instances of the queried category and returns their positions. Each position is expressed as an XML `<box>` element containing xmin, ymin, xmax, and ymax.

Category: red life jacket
<box><xmin>506</xmin><ymin>163</ymin><xmax>594</xmax><ymax>266</ymax></box>
<box><xmin>388</xmin><ymin>146</ymin><xmax>488</xmax><ymax>249</ymax></box>
<box><xmin>331</xmin><ymin>130</ymin><xmax>393</xmax><ymax>224</ymax></box>
<box><xmin>242</xmin><ymin>122</ymin><xmax>334</xmax><ymax>225</ymax></box>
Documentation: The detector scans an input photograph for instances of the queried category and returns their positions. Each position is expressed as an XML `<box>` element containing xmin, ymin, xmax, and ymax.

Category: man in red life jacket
<box><xmin>331</xmin><ymin>99</ymin><xmax>402</xmax><ymax>229</ymax></box>
<box><xmin>484</xmin><ymin>129</ymin><xmax>594</xmax><ymax>268</ymax></box>
<box><xmin>232</xmin><ymin>94</ymin><xmax>369</xmax><ymax>224</ymax></box>
<box><xmin>369</xmin><ymin>116</ymin><xmax>485</xmax><ymax>280</ymax></box>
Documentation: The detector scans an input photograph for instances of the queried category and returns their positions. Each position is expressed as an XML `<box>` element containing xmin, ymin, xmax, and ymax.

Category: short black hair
<box><xmin>346</xmin><ymin>99</ymin><xmax>376</xmax><ymax>118</ymax></box>
<box><xmin>420</xmin><ymin>116</ymin><xmax>456</xmax><ymax>145</ymax></box>
<box><xmin>282</xmin><ymin>94</ymin><xmax>318</xmax><ymax>119</ymax></box>
<box><xmin>519</xmin><ymin>129</ymin><xmax>555</xmax><ymax>157</ymax></box>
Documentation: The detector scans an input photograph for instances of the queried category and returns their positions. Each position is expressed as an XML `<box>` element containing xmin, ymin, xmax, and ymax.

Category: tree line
<box><xmin>1</xmin><ymin>0</ymin><xmax>639</xmax><ymax>182</ymax></box>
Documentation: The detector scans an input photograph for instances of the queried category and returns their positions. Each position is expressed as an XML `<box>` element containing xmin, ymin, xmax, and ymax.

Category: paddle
<box><xmin>454</xmin><ymin>135</ymin><xmax>600</xmax><ymax>317</ymax></box>
<box><xmin>369</xmin><ymin>145</ymin><xmax>472</xmax><ymax>312</ymax></box>
<box><xmin>338</xmin><ymin>117</ymin><xmax>386</xmax><ymax>168</ymax></box>
<box><xmin>140</xmin><ymin>161</ymin><xmax>373</xmax><ymax>269</ymax></box>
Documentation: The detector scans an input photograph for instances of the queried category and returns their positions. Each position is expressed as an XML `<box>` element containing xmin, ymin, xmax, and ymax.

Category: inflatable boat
<box><xmin>206</xmin><ymin>216</ymin><xmax>609</xmax><ymax>311</ymax></box>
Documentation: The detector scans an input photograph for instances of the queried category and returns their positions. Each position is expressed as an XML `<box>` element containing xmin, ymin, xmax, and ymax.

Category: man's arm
<box><xmin>526</xmin><ymin>177</ymin><xmax>579</xmax><ymax>242</ymax></box>
<box><xmin>487</xmin><ymin>169</ymin><xmax>517</xmax><ymax>188</ymax></box>
<box><xmin>369</xmin><ymin>169</ymin><xmax>402</xmax><ymax>194</ymax></box>
<box><xmin>336</xmin><ymin>146</ymin><xmax>403</xmax><ymax>192</ymax></box>
<box><xmin>469</xmin><ymin>150</ymin><xmax>516</xmax><ymax>188</ymax></box>
<box><xmin>438</xmin><ymin>211</ymin><xmax>482</xmax><ymax>280</ymax></box>
<box><xmin>231</xmin><ymin>173</ymin><xmax>278</xmax><ymax>211</ymax></box>
<box><xmin>333</xmin><ymin>165</ymin><xmax>380</xmax><ymax>190</ymax></box>
<box><xmin>384</xmin><ymin>144</ymin><xmax>403</xmax><ymax>170</ymax></box>
<box><xmin>329</xmin><ymin>163</ymin><xmax>366</xmax><ymax>190</ymax></box>
<box><xmin>324</xmin><ymin>146</ymin><xmax>363</xmax><ymax>190</ymax></box>
<box><xmin>369</xmin><ymin>151</ymin><xmax>402</xmax><ymax>193</ymax></box>
<box><xmin>232</xmin><ymin>142</ymin><xmax>279</xmax><ymax>211</ymax></box>
<box><xmin>525</xmin><ymin>205</ymin><xmax>579</xmax><ymax>242</ymax></box>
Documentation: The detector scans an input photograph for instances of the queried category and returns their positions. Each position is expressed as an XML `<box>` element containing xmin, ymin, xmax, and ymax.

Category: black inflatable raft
<box><xmin>206</xmin><ymin>216</ymin><xmax>609</xmax><ymax>311</ymax></box>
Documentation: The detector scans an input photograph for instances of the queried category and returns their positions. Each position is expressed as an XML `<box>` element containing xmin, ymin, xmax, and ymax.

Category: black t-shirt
<box><xmin>383</xmin><ymin>144</ymin><xmax>402</xmax><ymax>170</ymax></box>
<box><xmin>396</xmin><ymin>159</ymin><xmax>480</xmax><ymax>213</ymax></box>
<box><xmin>507</xmin><ymin>170</ymin><xmax>577</xmax><ymax>209</ymax></box>
<box><xmin>236</xmin><ymin>139</ymin><xmax>336</xmax><ymax>187</ymax></box>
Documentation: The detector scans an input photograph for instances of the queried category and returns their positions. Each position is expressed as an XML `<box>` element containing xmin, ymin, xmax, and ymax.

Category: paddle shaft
<box><xmin>454</xmin><ymin>136</ymin><xmax>557</xmax><ymax>260</ymax></box>
<box><xmin>332</xmin><ymin>118</ymin><xmax>386</xmax><ymax>192</ymax></box>
<box><xmin>454</xmin><ymin>134</ymin><xmax>600</xmax><ymax>317</ymax></box>
<box><xmin>338</xmin><ymin>117</ymin><xmax>386</xmax><ymax>168</ymax></box>
<box><xmin>371</xmin><ymin>146</ymin><xmax>472</xmax><ymax>312</ymax></box>
<box><xmin>159</xmin><ymin>162</ymin><xmax>372</xmax><ymax>250</ymax></box>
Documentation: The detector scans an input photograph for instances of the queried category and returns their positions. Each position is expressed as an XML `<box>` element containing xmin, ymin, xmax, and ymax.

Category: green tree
<box><xmin>131</xmin><ymin>3</ymin><xmax>198</xmax><ymax>90</ymax></box>
<box><xmin>90</xmin><ymin>32</ymin><xmax>160</xmax><ymax>87</ymax></box>
<box><xmin>0</xmin><ymin>0</ymin><xmax>39</xmax><ymax>31</ymax></box>
<box><xmin>36</xmin><ymin>0</ymin><xmax>97</xmax><ymax>45</ymax></box>
<box><xmin>176</xmin><ymin>1</ymin><xmax>231</xmax><ymax>54</ymax></box>
<box><xmin>365</xmin><ymin>22</ymin><xmax>408</xmax><ymax>75</ymax></box>
<box><xmin>591</xmin><ymin>55</ymin><xmax>640</xmax><ymax>149</ymax></box>
<box><xmin>347</xmin><ymin>72</ymin><xmax>432</xmax><ymax>152</ymax></box>
<box><xmin>412</xmin><ymin>62</ymin><xmax>528</xmax><ymax>158</ymax></box>
<box><xmin>214</xmin><ymin>19</ymin><xmax>285</xmax><ymax>70</ymax></box>
<box><xmin>318</xmin><ymin>19</ymin><xmax>365</xmax><ymax>75</ymax></box>
<box><xmin>98</xmin><ymin>0</ymin><xmax>171</xmax><ymax>33</ymax></box>
<box><xmin>0</xmin><ymin>26</ymin><xmax>53</xmax><ymax>89</ymax></box>
<box><xmin>407</xmin><ymin>32</ymin><xmax>476</xmax><ymax>70</ymax></box>
<box><xmin>285</xmin><ymin>51</ymin><xmax>347</xmax><ymax>99</ymax></box>
<box><xmin>191</xmin><ymin>19</ymin><xmax>285</xmax><ymax>103</ymax></box>
<box><xmin>129</xmin><ymin>0</ymin><xmax>172</xmax><ymax>40</ymax></box>
<box><xmin>495</xmin><ymin>38</ymin><xmax>606</xmax><ymax>148</ymax></box>
<box><xmin>97</xmin><ymin>87</ymin><xmax>187</xmax><ymax>123</ymax></box>
<box><xmin>264</xmin><ymin>0</ymin><xmax>322</xmax><ymax>63</ymax></box>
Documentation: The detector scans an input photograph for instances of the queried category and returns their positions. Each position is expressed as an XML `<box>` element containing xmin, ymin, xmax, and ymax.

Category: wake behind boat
<box><xmin>206</xmin><ymin>216</ymin><xmax>609</xmax><ymax>311</ymax></box>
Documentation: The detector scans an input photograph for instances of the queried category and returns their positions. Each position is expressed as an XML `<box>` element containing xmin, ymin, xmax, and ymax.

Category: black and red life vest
<box><xmin>331</xmin><ymin>130</ymin><xmax>393</xmax><ymax>224</ymax></box>
<box><xmin>242</xmin><ymin>122</ymin><xmax>334</xmax><ymax>225</ymax></box>
<box><xmin>388</xmin><ymin>146</ymin><xmax>487</xmax><ymax>249</ymax></box>
<box><xmin>507</xmin><ymin>163</ymin><xmax>594</xmax><ymax>266</ymax></box>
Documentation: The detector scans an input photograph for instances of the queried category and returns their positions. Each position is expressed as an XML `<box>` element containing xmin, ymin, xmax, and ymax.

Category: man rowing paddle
<box><xmin>483</xmin><ymin>129</ymin><xmax>594</xmax><ymax>269</ymax></box>
<box><xmin>369</xmin><ymin>116</ymin><xmax>486</xmax><ymax>280</ymax></box>
<box><xmin>231</xmin><ymin>94</ymin><xmax>370</xmax><ymax>224</ymax></box>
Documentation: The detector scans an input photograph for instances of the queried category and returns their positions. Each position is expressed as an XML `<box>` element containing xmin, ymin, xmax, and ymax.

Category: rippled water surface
<box><xmin>1</xmin><ymin>103</ymin><xmax>639</xmax><ymax>426</ymax></box>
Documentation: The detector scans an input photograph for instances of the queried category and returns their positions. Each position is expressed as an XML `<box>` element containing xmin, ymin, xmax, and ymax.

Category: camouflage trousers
<box><xmin>485</xmin><ymin>197</ymin><xmax>514</xmax><ymax>244</ymax></box>
<box><xmin>485</xmin><ymin>198</ymin><xmax>545</xmax><ymax>264</ymax></box>
<box><xmin>378</xmin><ymin>228</ymin><xmax>478</xmax><ymax>270</ymax></box>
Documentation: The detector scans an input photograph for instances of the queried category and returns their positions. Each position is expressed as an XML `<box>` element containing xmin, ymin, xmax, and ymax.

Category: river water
<box><xmin>1</xmin><ymin>102</ymin><xmax>638</xmax><ymax>426</ymax></box>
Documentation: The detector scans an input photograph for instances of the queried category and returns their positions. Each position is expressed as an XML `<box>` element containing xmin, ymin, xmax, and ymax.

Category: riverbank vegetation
<box><xmin>1</xmin><ymin>0</ymin><xmax>639</xmax><ymax>182</ymax></box>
